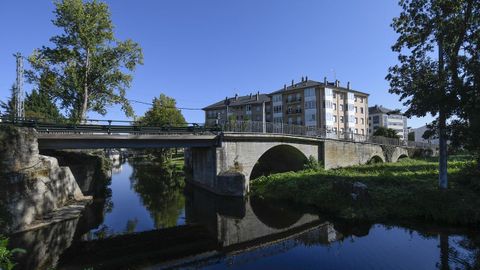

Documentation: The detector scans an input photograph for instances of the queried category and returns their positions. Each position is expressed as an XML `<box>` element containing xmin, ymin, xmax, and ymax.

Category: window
<box><xmin>333</xmin><ymin>103</ymin><xmax>337</xmax><ymax>110</ymax></box>
<box><xmin>339</xmin><ymin>93</ymin><xmax>343</xmax><ymax>99</ymax></box>
<box><xmin>273</xmin><ymin>105</ymin><xmax>282</xmax><ymax>113</ymax></box>
<box><xmin>360</xmin><ymin>97</ymin><xmax>364</xmax><ymax>103</ymax></box>
<box><xmin>309</xmin><ymin>114</ymin><xmax>315</xmax><ymax>121</ymax></box>
<box><xmin>333</xmin><ymin>92</ymin><xmax>336</xmax><ymax>98</ymax></box>
<box><xmin>296</xmin><ymin>93</ymin><xmax>302</xmax><ymax>101</ymax></box>
<box><xmin>360</xmin><ymin>107</ymin><xmax>364</xmax><ymax>114</ymax></box>
<box><xmin>373</xmin><ymin>116</ymin><xmax>380</xmax><ymax>124</ymax></box>
<box><xmin>340</xmin><ymin>116</ymin><xmax>344</xmax><ymax>123</ymax></box>
<box><xmin>304</xmin><ymin>88</ymin><xmax>315</xmax><ymax>97</ymax></box>
<box><xmin>340</xmin><ymin>128</ymin><xmax>344</xmax><ymax>133</ymax></box>
<box><xmin>361</xmin><ymin>118</ymin><xmax>364</xmax><ymax>124</ymax></box>
<box><xmin>296</xmin><ymin>116</ymin><xmax>302</xmax><ymax>124</ymax></box>
<box><xmin>340</xmin><ymin>104</ymin><xmax>344</xmax><ymax>111</ymax></box>
<box><xmin>256</xmin><ymin>106</ymin><xmax>260</xmax><ymax>111</ymax></box>
<box><xmin>333</xmin><ymin>115</ymin><xmax>337</xmax><ymax>123</ymax></box>
<box><xmin>361</xmin><ymin>129</ymin><xmax>365</xmax><ymax>135</ymax></box>
<box><xmin>273</xmin><ymin>95</ymin><xmax>282</xmax><ymax>103</ymax></box>
<box><xmin>355</xmin><ymin>117</ymin><xmax>358</xmax><ymax>124</ymax></box>
<box><xmin>288</xmin><ymin>117</ymin><xmax>293</xmax><ymax>124</ymax></box>
<box><xmin>246</xmin><ymin>105</ymin><xmax>251</xmax><ymax>111</ymax></box>
<box><xmin>334</xmin><ymin>127</ymin><xmax>338</xmax><ymax>133</ymax></box>
<box><xmin>355</xmin><ymin>128</ymin><xmax>358</xmax><ymax>134</ymax></box>
<box><xmin>354</xmin><ymin>96</ymin><xmax>358</xmax><ymax>102</ymax></box>
<box><xmin>355</xmin><ymin>106</ymin><xmax>358</xmax><ymax>113</ymax></box>
<box><xmin>305</xmin><ymin>100</ymin><xmax>316</xmax><ymax>110</ymax></box>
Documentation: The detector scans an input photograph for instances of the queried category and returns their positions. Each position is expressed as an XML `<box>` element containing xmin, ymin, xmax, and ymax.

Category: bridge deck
<box><xmin>37</xmin><ymin>133</ymin><xmax>219</xmax><ymax>149</ymax></box>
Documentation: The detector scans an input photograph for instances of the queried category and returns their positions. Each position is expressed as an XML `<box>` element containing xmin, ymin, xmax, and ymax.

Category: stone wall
<box><xmin>0</xmin><ymin>126</ymin><xmax>90</xmax><ymax>233</ymax></box>
<box><xmin>322</xmin><ymin>140</ymin><xmax>385</xmax><ymax>169</ymax></box>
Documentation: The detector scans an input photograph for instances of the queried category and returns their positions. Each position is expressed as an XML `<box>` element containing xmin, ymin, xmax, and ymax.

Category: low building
<box><xmin>368</xmin><ymin>105</ymin><xmax>407</xmax><ymax>140</ymax></box>
<box><xmin>412</xmin><ymin>125</ymin><xmax>439</xmax><ymax>145</ymax></box>
<box><xmin>268</xmin><ymin>77</ymin><xmax>369</xmax><ymax>136</ymax></box>
<box><xmin>203</xmin><ymin>92</ymin><xmax>271</xmax><ymax>126</ymax></box>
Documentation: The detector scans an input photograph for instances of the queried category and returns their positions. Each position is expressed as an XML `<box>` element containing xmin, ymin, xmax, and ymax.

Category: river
<box><xmin>8</xmin><ymin>159</ymin><xmax>480</xmax><ymax>270</ymax></box>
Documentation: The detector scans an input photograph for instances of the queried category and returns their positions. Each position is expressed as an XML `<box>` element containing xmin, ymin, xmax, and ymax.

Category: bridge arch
<box><xmin>368</xmin><ymin>155</ymin><xmax>385</xmax><ymax>164</ymax></box>
<box><xmin>391</xmin><ymin>148</ymin><xmax>410</xmax><ymax>163</ymax></box>
<box><xmin>250</xmin><ymin>144</ymin><xmax>309</xmax><ymax>180</ymax></box>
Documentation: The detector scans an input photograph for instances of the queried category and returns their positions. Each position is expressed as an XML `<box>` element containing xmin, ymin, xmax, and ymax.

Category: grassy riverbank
<box><xmin>251</xmin><ymin>156</ymin><xmax>480</xmax><ymax>226</ymax></box>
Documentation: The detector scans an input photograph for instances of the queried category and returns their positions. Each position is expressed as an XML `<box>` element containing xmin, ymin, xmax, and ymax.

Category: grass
<box><xmin>250</xmin><ymin>156</ymin><xmax>480</xmax><ymax>227</ymax></box>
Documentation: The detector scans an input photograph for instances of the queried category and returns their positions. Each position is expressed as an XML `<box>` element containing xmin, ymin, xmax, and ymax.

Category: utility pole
<box><xmin>13</xmin><ymin>53</ymin><xmax>25</xmax><ymax>119</ymax></box>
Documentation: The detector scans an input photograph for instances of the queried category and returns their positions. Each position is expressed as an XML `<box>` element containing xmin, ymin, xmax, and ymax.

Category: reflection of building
<box><xmin>368</xmin><ymin>105</ymin><xmax>408</xmax><ymax>140</ymax></box>
<box><xmin>203</xmin><ymin>92</ymin><xmax>271</xmax><ymax>126</ymax></box>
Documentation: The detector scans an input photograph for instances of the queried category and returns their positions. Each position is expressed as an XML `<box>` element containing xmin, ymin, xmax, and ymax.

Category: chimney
<box><xmin>249</xmin><ymin>93</ymin><xmax>252</xmax><ymax>99</ymax></box>
<box><xmin>335</xmin><ymin>80</ymin><xmax>339</xmax><ymax>87</ymax></box>
<box><xmin>324</xmin><ymin>77</ymin><xmax>327</xmax><ymax>85</ymax></box>
<box><xmin>347</xmin><ymin>81</ymin><xmax>350</xmax><ymax>89</ymax></box>
<box><xmin>301</xmin><ymin>76</ymin><xmax>304</xmax><ymax>82</ymax></box>
<box><xmin>235</xmin><ymin>93</ymin><xmax>238</xmax><ymax>100</ymax></box>
<box><xmin>256</xmin><ymin>91</ymin><xmax>260</xmax><ymax>100</ymax></box>
<box><xmin>291</xmin><ymin>80</ymin><xmax>294</xmax><ymax>87</ymax></box>
<box><xmin>305</xmin><ymin>76</ymin><xmax>308</xmax><ymax>81</ymax></box>
<box><xmin>284</xmin><ymin>84</ymin><xmax>287</xmax><ymax>91</ymax></box>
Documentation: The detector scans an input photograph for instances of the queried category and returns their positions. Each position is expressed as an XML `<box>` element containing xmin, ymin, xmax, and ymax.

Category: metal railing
<box><xmin>214</xmin><ymin>120</ymin><xmax>436</xmax><ymax>149</ymax></box>
<box><xmin>0</xmin><ymin>117</ymin><xmax>436</xmax><ymax>148</ymax></box>
<box><xmin>0</xmin><ymin>117</ymin><xmax>220</xmax><ymax>135</ymax></box>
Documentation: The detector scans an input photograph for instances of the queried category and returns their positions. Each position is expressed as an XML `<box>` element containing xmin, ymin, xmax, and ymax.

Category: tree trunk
<box><xmin>80</xmin><ymin>49</ymin><xmax>90</xmax><ymax>123</ymax></box>
<box><xmin>439</xmin><ymin>109</ymin><xmax>448</xmax><ymax>189</ymax></box>
<box><xmin>439</xmin><ymin>233</ymin><xmax>450</xmax><ymax>270</ymax></box>
<box><xmin>438</xmin><ymin>39</ymin><xmax>448</xmax><ymax>189</ymax></box>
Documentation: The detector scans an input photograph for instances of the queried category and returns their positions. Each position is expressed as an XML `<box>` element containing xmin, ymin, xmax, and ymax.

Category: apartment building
<box><xmin>368</xmin><ymin>105</ymin><xmax>408</xmax><ymax>140</ymax></box>
<box><xmin>203</xmin><ymin>92</ymin><xmax>271</xmax><ymax>126</ymax></box>
<box><xmin>268</xmin><ymin>77</ymin><xmax>369</xmax><ymax>136</ymax></box>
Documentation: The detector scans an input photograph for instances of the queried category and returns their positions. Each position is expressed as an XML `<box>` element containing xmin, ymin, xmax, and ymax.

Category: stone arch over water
<box><xmin>250</xmin><ymin>144</ymin><xmax>308</xmax><ymax>180</ymax></box>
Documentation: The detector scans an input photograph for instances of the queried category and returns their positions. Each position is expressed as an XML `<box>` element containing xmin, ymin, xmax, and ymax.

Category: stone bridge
<box><xmin>188</xmin><ymin>133</ymin><xmax>435</xmax><ymax>196</ymax></box>
<box><xmin>34</xmin><ymin>130</ymin><xmax>435</xmax><ymax>197</ymax></box>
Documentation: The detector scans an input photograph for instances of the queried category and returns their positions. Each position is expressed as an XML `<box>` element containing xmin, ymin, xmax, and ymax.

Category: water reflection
<box><xmin>7</xmin><ymin>159</ymin><xmax>480</xmax><ymax>270</ymax></box>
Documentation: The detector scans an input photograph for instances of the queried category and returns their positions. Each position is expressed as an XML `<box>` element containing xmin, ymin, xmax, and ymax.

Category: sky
<box><xmin>0</xmin><ymin>0</ymin><xmax>434</xmax><ymax>128</ymax></box>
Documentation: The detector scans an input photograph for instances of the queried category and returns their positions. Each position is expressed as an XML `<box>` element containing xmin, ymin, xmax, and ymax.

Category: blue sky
<box><xmin>0</xmin><ymin>0</ymin><xmax>433</xmax><ymax>128</ymax></box>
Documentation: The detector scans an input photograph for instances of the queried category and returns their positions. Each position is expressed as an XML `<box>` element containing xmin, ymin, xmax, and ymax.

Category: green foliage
<box><xmin>0</xmin><ymin>85</ymin><xmax>16</xmax><ymax>119</ymax></box>
<box><xmin>373</xmin><ymin>127</ymin><xmax>400</xmax><ymax>139</ymax></box>
<box><xmin>129</xmin><ymin>160</ymin><xmax>185</xmax><ymax>229</ymax></box>
<box><xmin>0</xmin><ymin>235</ymin><xmax>25</xmax><ymax>270</ymax></box>
<box><xmin>251</xmin><ymin>156</ymin><xmax>480</xmax><ymax>226</ymax></box>
<box><xmin>137</xmin><ymin>94</ymin><xmax>186</xmax><ymax>127</ymax></box>
<box><xmin>387</xmin><ymin>0</ymin><xmax>480</xmax><ymax>187</ymax></box>
<box><xmin>304</xmin><ymin>156</ymin><xmax>323</xmax><ymax>171</ymax></box>
<box><xmin>24</xmin><ymin>89</ymin><xmax>63</xmax><ymax>121</ymax></box>
<box><xmin>26</xmin><ymin>0</ymin><xmax>143</xmax><ymax>122</ymax></box>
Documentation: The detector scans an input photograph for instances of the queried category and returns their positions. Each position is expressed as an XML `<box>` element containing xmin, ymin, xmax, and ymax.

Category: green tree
<box><xmin>0</xmin><ymin>85</ymin><xmax>17</xmax><ymax>120</ymax></box>
<box><xmin>24</xmin><ymin>89</ymin><xmax>63</xmax><ymax>121</ymax></box>
<box><xmin>387</xmin><ymin>0</ymin><xmax>476</xmax><ymax>188</ymax></box>
<box><xmin>373</xmin><ymin>127</ymin><xmax>401</xmax><ymax>139</ymax></box>
<box><xmin>26</xmin><ymin>0</ymin><xmax>143</xmax><ymax>122</ymax></box>
<box><xmin>138</xmin><ymin>94</ymin><xmax>186</xmax><ymax>126</ymax></box>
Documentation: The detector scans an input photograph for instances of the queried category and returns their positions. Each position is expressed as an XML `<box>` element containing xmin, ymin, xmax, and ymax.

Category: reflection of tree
<box><xmin>441</xmin><ymin>233</ymin><xmax>480</xmax><ymax>270</ymax></box>
<box><xmin>129</xmin><ymin>160</ymin><xmax>185</xmax><ymax>229</ymax></box>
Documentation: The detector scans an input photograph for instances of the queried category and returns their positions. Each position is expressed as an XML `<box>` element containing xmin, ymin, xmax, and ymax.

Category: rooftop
<box><xmin>268</xmin><ymin>78</ymin><xmax>369</xmax><ymax>96</ymax></box>
<box><xmin>203</xmin><ymin>93</ymin><xmax>270</xmax><ymax>110</ymax></box>
<box><xmin>369</xmin><ymin>105</ymin><xmax>403</xmax><ymax>115</ymax></box>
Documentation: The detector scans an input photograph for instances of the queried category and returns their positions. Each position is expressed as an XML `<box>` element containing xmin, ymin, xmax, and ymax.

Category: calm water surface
<box><xmin>9</xmin><ymin>159</ymin><xmax>480</xmax><ymax>270</ymax></box>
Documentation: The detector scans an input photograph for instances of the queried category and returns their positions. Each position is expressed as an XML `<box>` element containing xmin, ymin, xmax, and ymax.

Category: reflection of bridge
<box><xmin>3</xmin><ymin>118</ymin><xmax>436</xmax><ymax>196</ymax></box>
<box><xmin>51</xmin><ymin>187</ymin><xmax>342</xmax><ymax>270</ymax></box>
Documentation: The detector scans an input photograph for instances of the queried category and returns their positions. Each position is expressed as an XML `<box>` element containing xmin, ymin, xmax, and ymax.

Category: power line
<box><xmin>128</xmin><ymin>99</ymin><xmax>203</xmax><ymax>111</ymax></box>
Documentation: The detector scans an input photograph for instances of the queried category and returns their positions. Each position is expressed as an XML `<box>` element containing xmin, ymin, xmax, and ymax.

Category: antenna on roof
<box><xmin>330</xmin><ymin>68</ymin><xmax>336</xmax><ymax>81</ymax></box>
